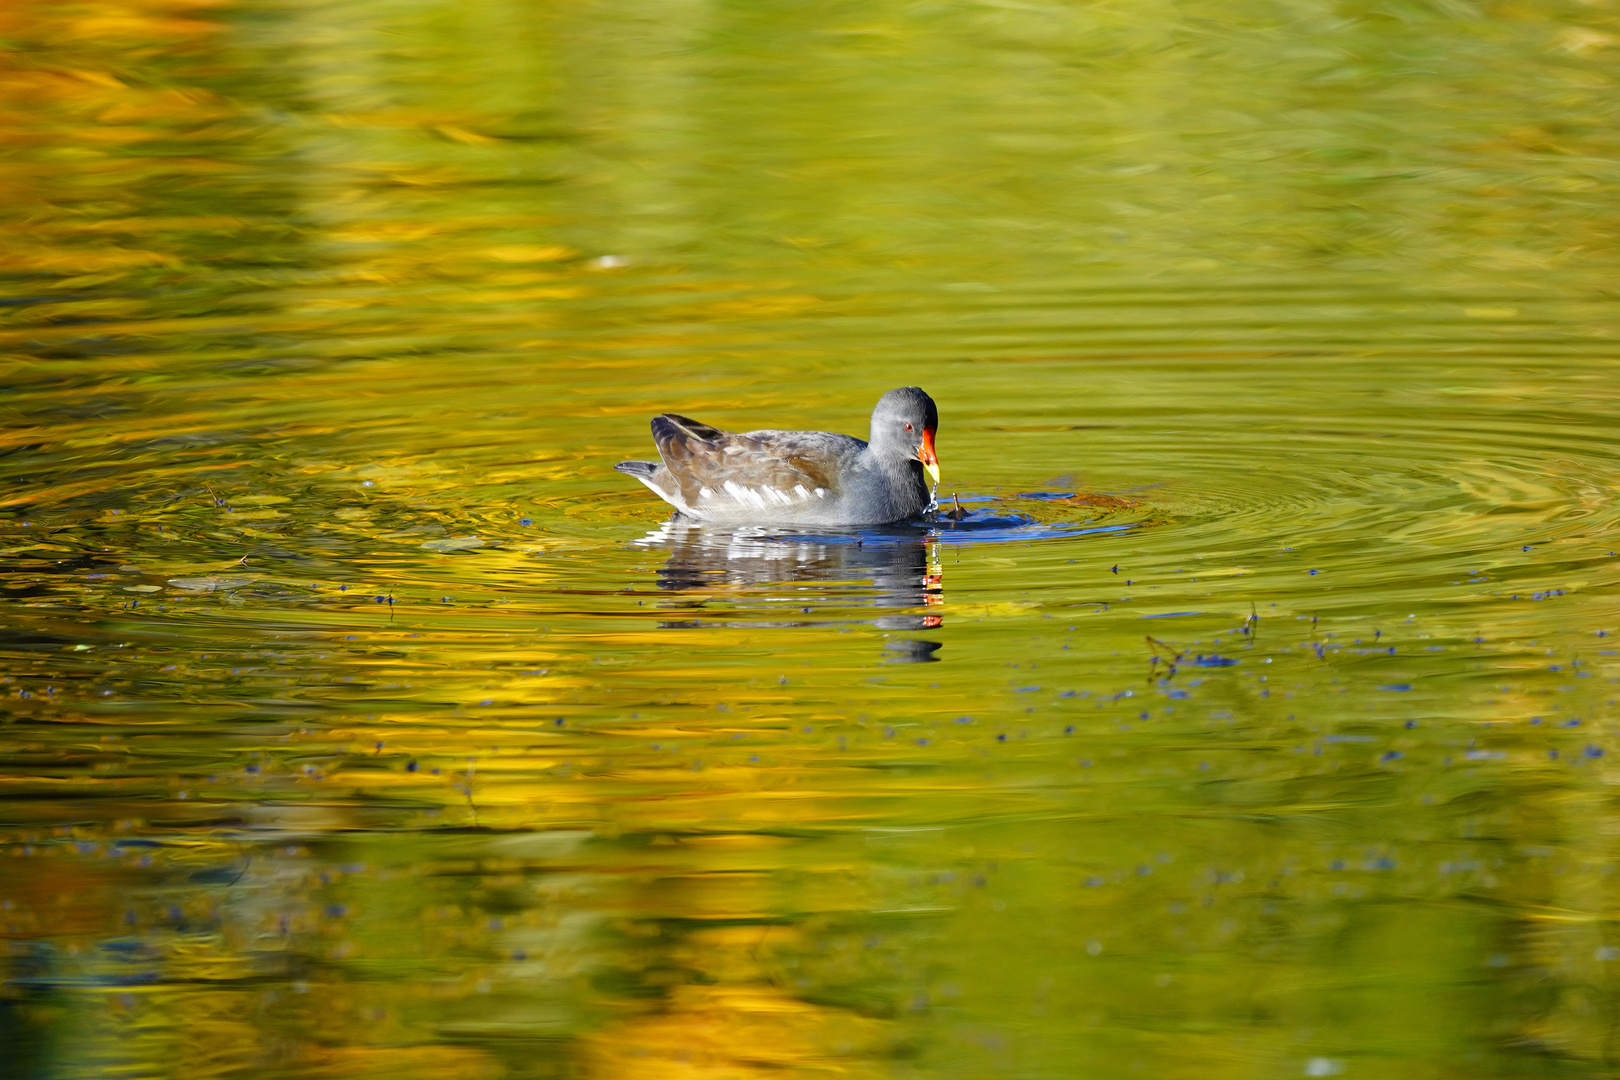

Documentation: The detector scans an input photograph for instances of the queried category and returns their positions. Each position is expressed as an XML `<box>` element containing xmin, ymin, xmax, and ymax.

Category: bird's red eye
<box><xmin>904</xmin><ymin>423</ymin><xmax>913</xmax><ymax>432</ymax></box>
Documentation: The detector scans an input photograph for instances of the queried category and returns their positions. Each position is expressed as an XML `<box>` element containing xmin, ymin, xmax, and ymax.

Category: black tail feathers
<box><xmin>615</xmin><ymin>460</ymin><xmax>659</xmax><ymax>478</ymax></box>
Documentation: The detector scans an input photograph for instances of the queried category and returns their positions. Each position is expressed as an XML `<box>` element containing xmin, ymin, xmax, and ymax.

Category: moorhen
<box><xmin>615</xmin><ymin>387</ymin><xmax>940</xmax><ymax>526</ymax></box>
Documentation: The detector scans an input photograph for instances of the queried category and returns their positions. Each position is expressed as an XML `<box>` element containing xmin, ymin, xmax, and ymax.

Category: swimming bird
<box><xmin>615</xmin><ymin>387</ymin><xmax>940</xmax><ymax>526</ymax></box>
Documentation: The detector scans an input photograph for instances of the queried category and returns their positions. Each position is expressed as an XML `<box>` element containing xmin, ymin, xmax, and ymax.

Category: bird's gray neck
<box><xmin>866</xmin><ymin>426</ymin><xmax>911</xmax><ymax>463</ymax></box>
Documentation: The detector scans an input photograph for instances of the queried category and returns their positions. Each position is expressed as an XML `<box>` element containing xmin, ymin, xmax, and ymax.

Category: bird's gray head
<box><xmin>869</xmin><ymin>387</ymin><xmax>940</xmax><ymax>485</ymax></box>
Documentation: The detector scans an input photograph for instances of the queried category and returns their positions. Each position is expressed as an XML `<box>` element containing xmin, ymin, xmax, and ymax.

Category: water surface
<box><xmin>6</xmin><ymin>1</ymin><xmax>1620</xmax><ymax>1077</ymax></box>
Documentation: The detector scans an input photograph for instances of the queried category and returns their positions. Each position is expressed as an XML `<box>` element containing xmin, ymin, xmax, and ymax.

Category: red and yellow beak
<box><xmin>918</xmin><ymin>427</ymin><xmax>939</xmax><ymax>487</ymax></box>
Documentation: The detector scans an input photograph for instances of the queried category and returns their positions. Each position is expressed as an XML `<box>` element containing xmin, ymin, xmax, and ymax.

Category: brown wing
<box><xmin>650</xmin><ymin>415</ymin><xmax>859</xmax><ymax>514</ymax></box>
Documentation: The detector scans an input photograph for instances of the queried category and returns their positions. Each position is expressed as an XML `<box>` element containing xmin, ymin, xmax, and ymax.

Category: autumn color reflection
<box><xmin>9</xmin><ymin>0</ymin><xmax>1620</xmax><ymax>1076</ymax></box>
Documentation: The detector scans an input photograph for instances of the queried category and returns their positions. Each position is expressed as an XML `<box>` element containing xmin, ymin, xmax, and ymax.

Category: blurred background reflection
<box><xmin>6</xmin><ymin>0</ymin><xmax>1620</xmax><ymax>1077</ymax></box>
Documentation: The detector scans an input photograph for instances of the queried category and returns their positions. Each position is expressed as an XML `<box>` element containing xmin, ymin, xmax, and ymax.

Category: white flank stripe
<box><xmin>727</xmin><ymin>481</ymin><xmax>760</xmax><ymax>508</ymax></box>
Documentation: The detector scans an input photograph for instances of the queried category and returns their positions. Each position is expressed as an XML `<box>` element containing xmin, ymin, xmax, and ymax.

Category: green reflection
<box><xmin>4</xmin><ymin>0</ymin><xmax>1620</xmax><ymax>1077</ymax></box>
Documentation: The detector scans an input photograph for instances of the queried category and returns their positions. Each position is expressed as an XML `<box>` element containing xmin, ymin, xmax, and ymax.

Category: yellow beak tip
<box><xmin>924</xmin><ymin>462</ymin><xmax>941</xmax><ymax>486</ymax></box>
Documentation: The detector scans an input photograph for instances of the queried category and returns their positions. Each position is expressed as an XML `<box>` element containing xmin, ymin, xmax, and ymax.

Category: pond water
<box><xmin>7</xmin><ymin>0</ymin><xmax>1620</xmax><ymax>1077</ymax></box>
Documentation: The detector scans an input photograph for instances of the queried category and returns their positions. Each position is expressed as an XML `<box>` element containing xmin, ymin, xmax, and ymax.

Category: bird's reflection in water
<box><xmin>637</xmin><ymin>517</ymin><xmax>943</xmax><ymax>659</ymax></box>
